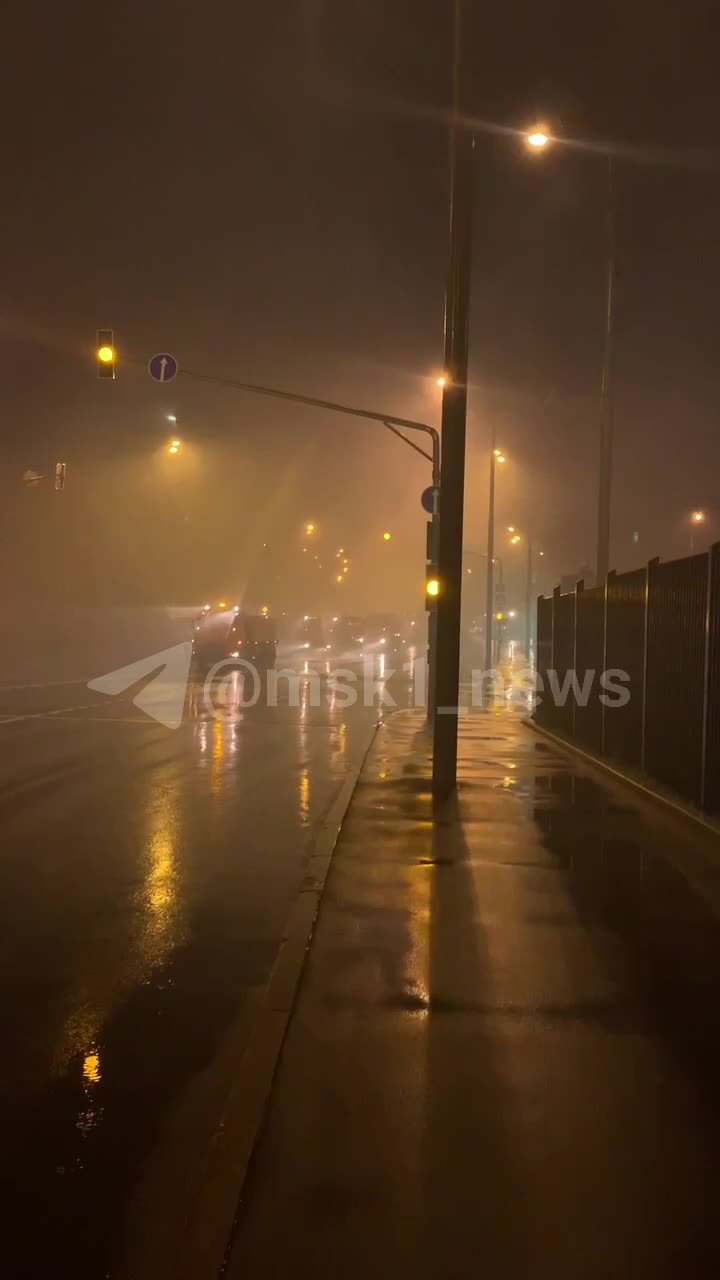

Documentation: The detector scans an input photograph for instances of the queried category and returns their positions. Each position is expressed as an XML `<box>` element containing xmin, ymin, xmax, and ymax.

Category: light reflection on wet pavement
<box><xmin>0</xmin><ymin>666</ymin><xmax>411</xmax><ymax>1277</ymax></box>
<box><xmin>227</xmin><ymin>709</ymin><xmax>720</xmax><ymax>1279</ymax></box>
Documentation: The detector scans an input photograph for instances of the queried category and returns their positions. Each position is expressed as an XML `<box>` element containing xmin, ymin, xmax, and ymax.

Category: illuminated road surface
<box><xmin>0</xmin><ymin>663</ymin><xmax>414</xmax><ymax>1277</ymax></box>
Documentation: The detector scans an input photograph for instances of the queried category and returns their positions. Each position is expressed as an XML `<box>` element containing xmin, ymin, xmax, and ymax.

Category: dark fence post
<box><xmin>702</xmin><ymin>541</ymin><xmax>720</xmax><ymax>813</ymax></box>
<box><xmin>574</xmin><ymin>579</ymin><xmax>583</xmax><ymax>740</ymax></box>
<box><xmin>640</xmin><ymin>558</ymin><xmax>658</xmax><ymax>772</ymax></box>
<box><xmin>601</xmin><ymin>570</ymin><xmax>613</xmax><ymax>755</ymax></box>
<box><xmin>700</xmin><ymin>544</ymin><xmax>714</xmax><ymax>811</ymax></box>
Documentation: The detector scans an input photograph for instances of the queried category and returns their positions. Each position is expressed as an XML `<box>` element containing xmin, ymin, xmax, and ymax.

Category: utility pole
<box><xmin>432</xmin><ymin>0</ymin><xmax>473</xmax><ymax>800</ymax></box>
<box><xmin>525</xmin><ymin>534</ymin><xmax>532</xmax><ymax>661</ymax></box>
<box><xmin>484</xmin><ymin>429</ymin><xmax>496</xmax><ymax>673</ymax></box>
<box><xmin>596</xmin><ymin>156</ymin><xmax>616</xmax><ymax>584</ymax></box>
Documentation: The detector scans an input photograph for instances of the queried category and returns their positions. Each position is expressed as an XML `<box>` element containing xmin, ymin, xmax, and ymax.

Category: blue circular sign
<box><xmin>148</xmin><ymin>352</ymin><xmax>179</xmax><ymax>383</ymax></box>
<box><xmin>421</xmin><ymin>485</ymin><xmax>438</xmax><ymax>515</ymax></box>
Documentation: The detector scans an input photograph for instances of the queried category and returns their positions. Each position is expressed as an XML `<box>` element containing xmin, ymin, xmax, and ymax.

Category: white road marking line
<box><xmin>0</xmin><ymin>704</ymin><xmax>98</xmax><ymax>725</ymax></box>
<box><xmin>0</xmin><ymin>678</ymin><xmax>91</xmax><ymax>691</ymax></box>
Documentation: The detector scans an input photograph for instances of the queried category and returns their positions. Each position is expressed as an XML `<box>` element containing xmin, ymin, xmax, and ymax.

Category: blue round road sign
<box><xmin>421</xmin><ymin>485</ymin><xmax>438</xmax><ymax>515</ymax></box>
<box><xmin>148</xmin><ymin>352</ymin><xmax>179</xmax><ymax>383</ymax></box>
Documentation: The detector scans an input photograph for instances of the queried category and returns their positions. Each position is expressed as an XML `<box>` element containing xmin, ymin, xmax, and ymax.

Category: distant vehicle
<box><xmin>332</xmin><ymin>615</ymin><xmax>366</xmax><ymax>655</ymax></box>
<box><xmin>192</xmin><ymin>607</ymin><xmax>277</xmax><ymax>672</ymax></box>
<box><xmin>364</xmin><ymin>614</ymin><xmax>414</xmax><ymax>659</ymax></box>
<box><xmin>299</xmin><ymin>615</ymin><xmax>324</xmax><ymax>650</ymax></box>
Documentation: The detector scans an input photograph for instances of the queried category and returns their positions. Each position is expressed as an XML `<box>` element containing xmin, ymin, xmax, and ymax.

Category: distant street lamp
<box><xmin>485</xmin><ymin>445</ymin><xmax>507</xmax><ymax>670</ymax></box>
<box><xmin>382</xmin><ymin>531</ymin><xmax>392</xmax><ymax>541</ymax></box>
<box><xmin>526</xmin><ymin>129</ymin><xmax>550</xmax><ymax>150</ymax></box>
<box><xmin>690</xmin><ymin>509</ymin><xmax>706</xmax><ymax>553</ymax></box>
<box><xmin>524</xmin><ymin>123</ymin><xmax>616</xmax><ymax>586</ymax></box>
<box><xmin>505</xmin><ymin>524</ymin><xmax>543</xmax><ymax>660</ymax></box>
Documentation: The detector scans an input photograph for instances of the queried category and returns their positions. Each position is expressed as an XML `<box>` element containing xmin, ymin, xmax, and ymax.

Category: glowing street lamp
<box><xmin>305</xmin><ymin>522</ymin><xmax>316</xmax><ymax>535</ymax></box>
<box><xmin>383</xmin><ymin>531</ymin><xmax>392</xmax><ymax>541</ymax></box>
<box><xmin>526</xmin><ymin>129</ymin><xmax>550</xmax><ymax>150</ymax></box>
<box><xmin>690</xmin><ymin>510</ymin><xmax>707</xmax><ymax>553</ymax></box>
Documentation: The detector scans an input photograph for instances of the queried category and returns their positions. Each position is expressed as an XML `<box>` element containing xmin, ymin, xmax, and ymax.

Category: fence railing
<box><xmin>534</xmin><ymin>544</ymin><xmax>720</xmax><ymax>815</ymax></box>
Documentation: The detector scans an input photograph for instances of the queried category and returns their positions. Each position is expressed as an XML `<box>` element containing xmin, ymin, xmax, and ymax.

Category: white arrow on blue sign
<box><xmin>148</xmin><ymin>352</ymin><xmax>179</xmax><ymax>383</ymax></box>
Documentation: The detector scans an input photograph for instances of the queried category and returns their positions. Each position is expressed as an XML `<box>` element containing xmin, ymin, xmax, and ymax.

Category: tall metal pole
<box><xmin>525</xmin><ymin>534</ymin><xmax>533</xmax><ymax>661</ymax></box>
<box><xmin>432</xmin><ymin>0</ymin><xmax>473</xmax><ymax>800</ymax></box>
<box><xmin>484</xmin><ymin>436</ymin><xmax>496</xmax><ymax>673</ymax></box>
<box><xmin>596</xmin><ymin>156</ymin><xmax>616</xmax><ymax>584</ymax></box>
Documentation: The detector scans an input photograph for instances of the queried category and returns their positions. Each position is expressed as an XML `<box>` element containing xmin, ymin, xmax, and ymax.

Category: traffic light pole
<box><xmin>484</xmin><ymin>433</ymin><xmax>496</xmax><ymax>673</ymax></box>
<box><xmin>176</xmin><ymin>366</ymin><xmax>441</xmax><ymax>705</ymax></box>
<box><xmin>525</xmin><ymin>534</ymin><xmax>533</xmax><ymax>661</ymax></box>
<box><xmin>432</xmin><ymin>0</ymin><xmax>473</xmax><ymax>801</ymax></box>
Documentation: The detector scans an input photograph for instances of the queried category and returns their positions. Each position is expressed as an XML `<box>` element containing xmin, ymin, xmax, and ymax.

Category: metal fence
<box><xmin>534</xmin><ymin>544</ymin><xmax>720</xmax><ymax>815</ymax></box>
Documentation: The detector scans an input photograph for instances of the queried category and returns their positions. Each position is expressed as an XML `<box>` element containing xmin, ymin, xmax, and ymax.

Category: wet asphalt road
<box><xmin>0</xmin><ymin>664</ymin><xmax>409</xmax><ymax>1277</ymax></box>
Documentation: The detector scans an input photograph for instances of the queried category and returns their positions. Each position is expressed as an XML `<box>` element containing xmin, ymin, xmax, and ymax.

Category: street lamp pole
<box><xmin>525</xmin><ymin>533</ymin><xmax>533</xmax><ymax>661</ymax></box>
<box><xmin>596</xmin><ymin>155</ymin><xmax>616</xmax><ymax>584</ymax></box>
<box><xmin>432</xmin><ymin>0</ymin><xmax>473</xmax><ymax>801</ymax></box>
<box><xmin>484</xmin><ymin>434</ymin><xmax>496</xmax><ymax>672</ymax></box>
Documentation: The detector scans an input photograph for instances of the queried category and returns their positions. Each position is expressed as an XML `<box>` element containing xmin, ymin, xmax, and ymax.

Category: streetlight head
<box><xmin>383</xmin><ymin>531</ymin><xmax>392</xmax><ymax>541</ymax></box>
<box><xmin>526</xmin><ymin>128</ymin><xmax>550</xmax><ymax>150</ymax></box>
<box><xmin>496</xmin><ymin>454</ymin><xmax>506</xmax><ymax>464</ymax></box>
<box><xmin>166</xmin><ymin>414</ymin><xmax>177</xmax><ymax>423</ymax></box>
<box><xmin>507</xmin><ymin>526</ymin><xmax>515</xmax><ymax>533</ymax></box>
<box><xmin>691</xmin><ymin>510</ymin><xmax>706</xmax><ymax>524</ymax></box>
<box><xmin>436</xmin><ymin>375</ymin><xmax>447</xmax><ymax>388</ymax></box>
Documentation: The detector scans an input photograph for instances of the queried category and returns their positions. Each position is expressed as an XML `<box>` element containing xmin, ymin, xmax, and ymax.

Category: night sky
<box><xmin>2</xmin><ymin>0</ymin><xmax>719</xmax><ymax>613</ymax></box>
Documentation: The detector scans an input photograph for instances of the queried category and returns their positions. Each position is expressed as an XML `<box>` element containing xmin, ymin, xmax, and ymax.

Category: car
<box><xmin>192</xmin><ymin>606</ymin><xmax>277</xmax><ymax>673</ymax></box>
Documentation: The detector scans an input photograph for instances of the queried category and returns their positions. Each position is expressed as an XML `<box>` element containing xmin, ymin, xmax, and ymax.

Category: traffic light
<box><xmin>96</xmin><ymin>329</ymin><xmax>115</xmax><ymax>379</ymax></box>
<box><xmin>425</xmin><ymin>575</ymin><xmax>440</xmax><ymax>610</ymax></box>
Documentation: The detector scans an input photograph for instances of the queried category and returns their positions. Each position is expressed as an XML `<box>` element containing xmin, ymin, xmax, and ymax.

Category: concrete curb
<box><xmin>176</xmin><ymin>719</ymin><xmax>383</xmax><ymax>1279</ymax></box>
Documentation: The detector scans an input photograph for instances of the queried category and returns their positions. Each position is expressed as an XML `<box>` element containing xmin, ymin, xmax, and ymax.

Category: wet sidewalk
<box><xmin>227</xmin><ymin>707</ymin><xmax>720</xmax><ymax>1278</ymax></box>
